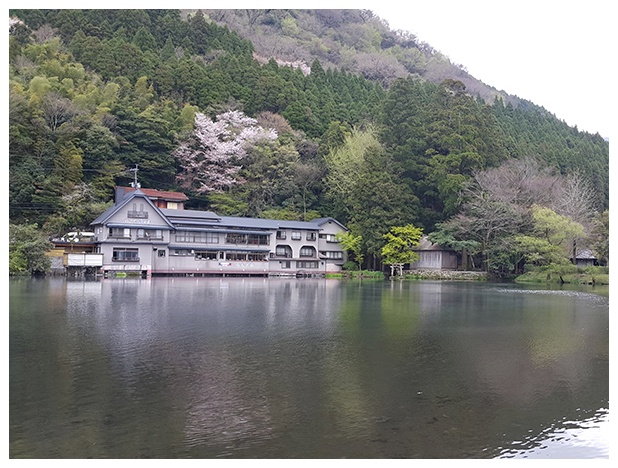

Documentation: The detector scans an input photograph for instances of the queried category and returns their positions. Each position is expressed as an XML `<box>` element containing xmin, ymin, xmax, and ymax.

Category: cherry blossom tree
<box><xmin>173</xmin><ymin>110</ymin><xmax>277</xmax><ymax>193</ymax></box>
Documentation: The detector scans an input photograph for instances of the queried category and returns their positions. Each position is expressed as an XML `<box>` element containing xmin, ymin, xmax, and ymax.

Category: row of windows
<box><xmin>113</xmin><ymin>248</ymin><xmax>341</xmax><ymax>264</ymax></box>
<box><xmin>109</xmin><ymin>228</ymin><xmax>336</xmax><ymax>245</ymax></box>
<box><xmin>279</xmin><ymin>261</ymin><xmax>320</xmax><ymax>269</ymax></box>
<box><xmin>274</xmin><ymin>245</ymin><xmax>317</xmax><ymax>257</ymax></box>
<box><xmin>175</xmin><ymin>231</ymin><xmax>220</xmax><ymax>243</ymax></box>
<box><xmin>169</xmin><ymin>250</ymin><xmax>268</xmax><ymax>262</ymax></box>
<box><xmin>109</xmin><ymin>228</ymin><xmax>163</xmax><ymax>239</ymax></box>
<box><xmin>276</xmin><ymin>230</ymin><xmax>317</xmax><ymax>241</ymax></box>
<box><xmin>174</xmin><ymin>231</ymin><xmax>269</xmax><ymax>245</ymax></box>
<box><xmin>322</xmin><ymin>251</ymin><xmax>343</xmax><ymax>259</ymax></box>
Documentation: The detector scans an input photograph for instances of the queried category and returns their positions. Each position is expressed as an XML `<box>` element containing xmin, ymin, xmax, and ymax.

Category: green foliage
<box><xmin>519</xmin><ymin>205</ymin><xmax>585</xmax><ymax>261</ymax></box>
<box><xmin>514</xmin><ymin>206</ymin><xmax>586</xmax><ymax>282</ymax></box>
<box><xmin>336</xmin><ymin>231</ymin><xmax>363</xmax><ymax>270</ymax></box>
<box><xmin>9</xmin><ymin>223</ymin><xmax>53</xmax><ymax>275</ymax></box>
<box><xmin>589</xmin><ymin>210</ymin><xmax>609</xmax><ymax>265</ymax></box>
<box><xmin>259</xmin><ymin>207</ymin><xmax>306</xmax><ymax>221</ymax></box>
<box><xmin>381</xmin><ymin>224</ymin><xmax>423</xmax><ymax>266</ymax></box>
<box><xmin>324</xmin><ymin>126</ymin><xmax>419</xmax><ymax>261</ymax></box>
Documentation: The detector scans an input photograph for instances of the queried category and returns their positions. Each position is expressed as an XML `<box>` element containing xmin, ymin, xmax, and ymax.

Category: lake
<box><xmin>9</xmin><ymin>277</ymin><xmax>609</xmax><ymax>459</ymax></box>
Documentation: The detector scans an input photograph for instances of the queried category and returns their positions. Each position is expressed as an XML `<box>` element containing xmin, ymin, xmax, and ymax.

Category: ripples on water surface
<box><xmin>9</xmin><ymin>278</ymin><xmax>609</xmax><ymax>458</ymax></box>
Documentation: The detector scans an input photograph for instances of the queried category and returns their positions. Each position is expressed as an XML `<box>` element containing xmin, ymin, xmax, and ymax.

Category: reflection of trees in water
<box><xmin>11</xmin><ymin>278</ymin><xmax>608</xmax><ymax>458</ymax></box>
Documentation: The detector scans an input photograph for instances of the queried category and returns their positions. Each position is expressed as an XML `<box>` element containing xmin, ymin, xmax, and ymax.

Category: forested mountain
<box><xmin>8</xmin><ymin>9</ymin><xmax>609</xmax><ymax>276</ymax></box>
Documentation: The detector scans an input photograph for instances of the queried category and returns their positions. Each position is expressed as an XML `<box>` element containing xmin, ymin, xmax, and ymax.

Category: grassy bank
<box><xmin>326</xmin><ymin>269</ymin><xmax>487</xmax><ymax>281</ymax></box>
<box><xmin>326</xmin><ymin>270</ymin><xmax>385</xmax><ymax>280</ymax></box>
<box><xmin>515</xmin><ymin>266</ymin><xmax>609</xmax><ymax>285</ymax></box>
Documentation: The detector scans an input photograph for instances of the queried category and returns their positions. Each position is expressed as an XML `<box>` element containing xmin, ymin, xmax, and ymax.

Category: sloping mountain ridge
<box><xmin>197</xmin><ymin>9</ymin><xmax>525</xmax><ymax>108</ymax></box>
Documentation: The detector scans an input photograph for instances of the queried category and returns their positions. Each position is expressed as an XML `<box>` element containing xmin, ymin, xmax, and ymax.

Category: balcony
<box><xmin>137</xmin><ymin>234</ymin><xmax>163</xmax><ymax>241</ymax></box>
<box><xmin>64</xmin><ymin>253</ymin><xmax>103</xmax><ymax>267</ymax></box>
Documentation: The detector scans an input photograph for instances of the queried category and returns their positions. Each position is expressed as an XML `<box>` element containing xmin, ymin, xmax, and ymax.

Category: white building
<box><xmin>89</xmin><ymin>188</ymin><xmax>347</xmax><ymax>277</ymax></box>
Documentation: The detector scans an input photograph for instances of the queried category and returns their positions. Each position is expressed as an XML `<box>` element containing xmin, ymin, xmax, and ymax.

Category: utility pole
<box><xmin>129</xmin><ymin>164</ymin><xmax>141</xmax><ymax>189</ymax></box>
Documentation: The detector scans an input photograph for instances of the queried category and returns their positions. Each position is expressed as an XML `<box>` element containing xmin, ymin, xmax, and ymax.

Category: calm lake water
<box><xmin>9</xmin><ymin>277</ymin><xmax>609</xmax><ymax>459</ymax></box>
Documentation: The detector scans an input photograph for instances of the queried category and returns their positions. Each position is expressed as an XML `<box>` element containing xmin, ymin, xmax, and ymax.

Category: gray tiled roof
<box><xmin>92</xmin><ymin>194</ymin><xmax>343</xmax><ymax>233</ymax></box>
<box><xmin>162</xmin><ymin>209</ymin><xmax>322</xmax><ymax>230</ymax></box>
<box><xmin>160</xmin><ymin>208</ymin><xmax>221</xmax><ymax>220</ymax></box>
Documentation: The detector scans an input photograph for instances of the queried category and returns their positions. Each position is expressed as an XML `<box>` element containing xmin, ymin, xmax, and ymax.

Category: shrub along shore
<box><xmin>327</xmin><ymin>266</ymin><xmax>608</xmax><ymax>285</ymax></box>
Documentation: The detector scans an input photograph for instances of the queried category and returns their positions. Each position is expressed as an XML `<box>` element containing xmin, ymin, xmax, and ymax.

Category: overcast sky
<box><xmin>369</xmin><ymin>1</ymin><xmax>612</xmax><ymax>139</ymax></box>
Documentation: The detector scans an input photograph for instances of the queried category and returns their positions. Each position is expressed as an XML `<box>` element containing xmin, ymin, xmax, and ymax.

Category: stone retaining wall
<box><xmin>405</xmin><ymin>269</ymin><xmax>487</xmax><ymax>281</ymax></box>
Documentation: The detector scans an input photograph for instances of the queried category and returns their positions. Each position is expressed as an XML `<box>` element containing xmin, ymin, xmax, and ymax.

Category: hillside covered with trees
<box><xmin>8</xmin><ymin>9</ymin><xmax>609</xmax><ymax>278</ymax></box>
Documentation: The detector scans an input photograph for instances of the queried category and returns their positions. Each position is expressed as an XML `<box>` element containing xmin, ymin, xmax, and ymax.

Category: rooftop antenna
<box><xmin>129</xmin><ymin>164</ymin><xmax>141</xmax><ymax>189</ymax></box>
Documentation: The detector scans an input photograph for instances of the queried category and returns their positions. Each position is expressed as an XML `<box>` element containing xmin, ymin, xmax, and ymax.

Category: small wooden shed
<box><xmin>410</xmin><ymin>236</ymin><xmax>458</xmax><ymax>270</ymax></box>
<box><xmin>571</xmin><ymin>249</ymin><xmax>597</xmax><ymax>267</ymax></box>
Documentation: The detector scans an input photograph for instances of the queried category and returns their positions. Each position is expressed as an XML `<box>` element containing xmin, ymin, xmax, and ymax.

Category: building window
<box><xmin>248</xmin><ymin>234</ymin><xmax>269</xmax><ymax>245</ymax></box>
<box><xmin>175</xmin><ymin>231</ymin><xmax>218</xmax><ymax>243</ymax></box>
<box><xmin>170</xmin><ymin>249</ymin><xmax>193</xmax><ymax>256</ymax></box>
<box><xmin>300</xmin><ymin>246</ymin><xmax>316</xmax><ymax>257</ymax></box>
<box><xmin>175</xmin><ymin>231</ymin><xmax>196</xmax><ymax>243</ymax></box>
<box><xmin>158</xmin><ymin>250</ymin><xmax>166</xmax><ymax>257</ymax></box>
<box><xmin>276</xmin><ymin>230</ymin><xmax>286</xmax><ymax>240</ymax></box>
<box><xmin>225</xmin><ymin>252</ymin><xmax>247</xmax><ymax>261</ymax></box>
<box><xmin>275</xmin><ymin>245</ymin><xmax>292</xmax><ymax>258</ymax></box>
<box><xmin>322</xmin><ymin>251</ymin><xmax>343</xmax><ymax>259</ymax></box>
<box><xmin>109</xmin><ymin>227</ymin><xmax>130</xmax><ymax>238</ymax></box>
<box><xmin>306</xmin><ymin>231</ymin><xmax>317</xmax><ymax>241</ymax></box>
<box><xmin>226</xmin><ymin>233</ymin><xmax>247</xmax><ymax>244</ymax></box>
<box><xmin>291</xmin><ymin>231</ymin><xmax>301</xmax><ymax>240</ymax></box>
<box><xmin>137</xmin><ymin>229</ymin><xmax>162</xmax><ymax>240</ymax></box>
<box><xmin>195</xmin><ymin>251</ymin><xmax>218</xmax><ymax>260</ymax></box>
<box><xmin>319</xmin><ymin>233</ymin><xmax>338</xmax><ymax>242</ymax></box>
<box><xmin>280</xmin><ymin>261</ymin><xmax>291</xmax><ymax>269</ymax></box>
<box><xmin>205</xmin><ymin>232</ymin><xmax>219</xmax><ymax>244</ymax></box>
<box><xmin>297</xmin><ymin>260</ymin><xmax>318</xmax><ymax>269</ymax></box>
<box><xmin>167</xmin><ymin>202</ymin><xmax>178</xmax><ymax>210</ymax></box>
<box><xmin>112</xmin><ymin>248</ymin><xmax>139</xmax><ymax>262</ymax></box>
<box><xmin>248</xmin><ymin>252</ymin><xmax>268</xmax><ymax>261</ymax></box>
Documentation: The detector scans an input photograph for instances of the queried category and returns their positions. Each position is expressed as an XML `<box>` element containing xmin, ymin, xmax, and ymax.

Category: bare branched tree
<box><xmin>550</xmin><ymin>171</ymin><xmax>597</xmax><ymax>230</ymax></box>
<box><xmin>41</xmin><ymin>92</ymin><xmax>80</xmax><ymax>133</ymax></box>
<box><xmin>32</xmin><ymin>24</ymin><xmax>57</xmax><ymax>43</ymax></box>
<box><xmin>473</xmin><ymin>157</ymin><xmax>561</xmax><ymax>208</ymax></box>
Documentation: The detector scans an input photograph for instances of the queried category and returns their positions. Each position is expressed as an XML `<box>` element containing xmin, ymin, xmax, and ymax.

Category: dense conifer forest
<box><xmin>8</xmin><ymin>9</ymin><xmax>609</xmax><ymax>277</ymax></box>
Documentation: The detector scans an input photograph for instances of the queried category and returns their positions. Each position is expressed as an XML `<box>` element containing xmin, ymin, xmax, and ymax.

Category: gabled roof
<box><xmin>90</xmin><ymin>189</ymin><xmax>175</xmax><ymax>228</ymax></box>
<box><xmin>216</xmin><ymin>215</ymin><xmax>322</xmax><ymax>231</ymax></box>
<box><xmin>573</xmin><ymin>249</ymin><xmax>596</xmax><ymax>260</ymax></box>
<box><xmin>161</xmin><ymin>210</ymin><xmax>328</xmax><ymax>231</ymax></box>
<box><xmin>160</xmin><ymin>208</ymin><xmax>221</xmax><ymax>222</ymax></box>
<box><xmin>309</xmin><ymin>217</ymin><xmax>348</xmax><ymax>231</ymax></box>
<box><xmin>413</xmin><ymin>236</ymin><xmax>455</xmax><ymax>252</ymax></box>
<box><xmin>118</xmin><ymin>186</ymin><xmax>189</xmax><ymax>202</ymax></box>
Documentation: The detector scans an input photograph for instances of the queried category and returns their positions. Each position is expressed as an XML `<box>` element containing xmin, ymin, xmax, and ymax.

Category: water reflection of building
<box><xmin>62</xmin><ymin>277</ymin><xmax>346</xmax><ymax>452</ymax></box>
